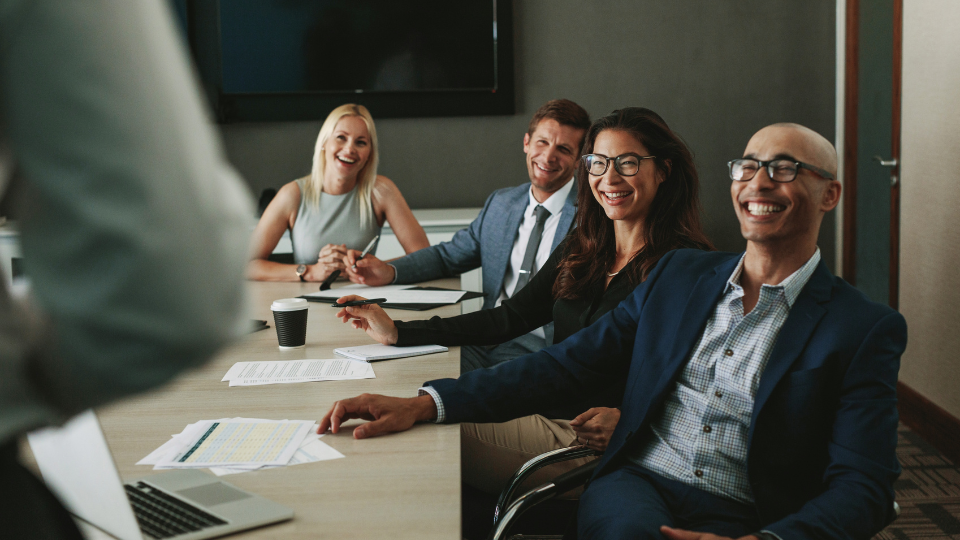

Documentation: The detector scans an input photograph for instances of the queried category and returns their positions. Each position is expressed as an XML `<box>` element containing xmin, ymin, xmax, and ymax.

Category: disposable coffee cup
<box><xmin>271</xmin><ymin>298</ymin><xmax>309</xmax><ymax>349</ymax></box>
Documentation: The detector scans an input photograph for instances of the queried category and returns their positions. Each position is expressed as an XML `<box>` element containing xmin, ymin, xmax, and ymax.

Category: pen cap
<box><xmin>270</xmin><ymin>298</ymin><xmax>308</xmax><ymax>312</ymax></box>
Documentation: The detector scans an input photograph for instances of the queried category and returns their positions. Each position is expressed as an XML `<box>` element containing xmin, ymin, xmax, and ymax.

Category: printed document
<box><xmin>153</xmin><ymin>419</ymin><xmax>313</xmax><ymax>468</ymax></box>
<box><xmin>222</xmin><ymin>359</ymin><xmax>375</xmax><ymax>386</ymax></box>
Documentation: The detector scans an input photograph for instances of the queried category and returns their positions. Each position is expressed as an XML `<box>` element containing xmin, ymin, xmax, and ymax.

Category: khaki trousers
<box><xmin>461</xmin><ymin>415</ymin><xmax>597</xmax><ymax>499</ymax></box>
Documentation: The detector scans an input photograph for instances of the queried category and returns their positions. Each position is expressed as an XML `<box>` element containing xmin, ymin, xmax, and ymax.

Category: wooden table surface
<box><xmin>91</xmin><ymin>279</ymin><xmax>463</xmax><ymax>539</ymax></box>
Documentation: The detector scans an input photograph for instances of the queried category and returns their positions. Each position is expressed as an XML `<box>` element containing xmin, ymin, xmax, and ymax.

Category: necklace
<box><xmin>607</xmin><ymin>252</ymin><xmax>641</xmax><ymax>277</ymax></box>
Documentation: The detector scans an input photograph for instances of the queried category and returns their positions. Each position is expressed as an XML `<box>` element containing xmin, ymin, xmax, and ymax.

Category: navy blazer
<box><xmin>391</xmin><ymin>181</ymin><xmax>577</xmax><ymax>311</ymax></box>
<box><xmin>428</xmin><ymin>249</ymin><xmax>906</xmax><ymax>540</ymax></box>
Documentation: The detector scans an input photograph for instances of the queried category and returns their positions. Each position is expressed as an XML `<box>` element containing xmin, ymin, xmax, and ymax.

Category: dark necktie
<box><xmin>514</xmin><ymin>205</ymin><xmax>551</xmax><ymax>293</ymax></box>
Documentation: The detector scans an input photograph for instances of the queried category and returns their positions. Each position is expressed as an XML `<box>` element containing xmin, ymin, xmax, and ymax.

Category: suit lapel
<box><xmin>648</xmin><ymin>256</ymin><xmax>740</xmax><ymax>395</ymax></box>
<box><xmin>488</xmin><ymin>186</ymin><xmax>529</xmax><ymax>296</ymax></box>
<box><xmin>747</xmin><ymin>261</ymin><xmax>833</xmax><ymax>444</ymax></box>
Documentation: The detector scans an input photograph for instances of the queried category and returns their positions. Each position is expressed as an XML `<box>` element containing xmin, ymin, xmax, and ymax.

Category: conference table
<box><xmin>91</xmin><ymin>279</ymin><xmax>464</xmax><ymax>539</ymax></box>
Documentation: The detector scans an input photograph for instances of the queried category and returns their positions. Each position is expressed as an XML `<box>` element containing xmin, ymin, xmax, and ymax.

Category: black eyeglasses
<box><xmin>582</xmin><ymin>153</ymin><xmax>656</xmax><ymax>177</ymax></box>
<box><xmin>728</xmin><ymin>158</ymin><xmax>835</xmax><ymax>183</ymax></box>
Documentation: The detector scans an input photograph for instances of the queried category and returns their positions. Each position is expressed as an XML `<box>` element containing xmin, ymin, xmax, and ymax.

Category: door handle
<box><xmin>872</xmin><ymin>156</ymin><xmax>899</xmax><ymax>186</ymax></box>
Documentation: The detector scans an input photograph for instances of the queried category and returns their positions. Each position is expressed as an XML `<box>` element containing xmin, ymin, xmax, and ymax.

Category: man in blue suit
<box><xmin>321</xmin><ymin>123</ymin><xmax>906</xmax><ymax>540</ymax></box>
<box><xmin>345</xmin><ymin>99</ymin><xmax>590</xmax><ymax>371</ymax></box>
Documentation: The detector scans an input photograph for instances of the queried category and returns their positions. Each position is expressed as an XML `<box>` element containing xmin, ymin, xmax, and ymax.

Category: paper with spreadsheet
<box><xmin>154</xmin><ymin>419</ymin><xmax>312</xmax><ymax>468</ymax></box>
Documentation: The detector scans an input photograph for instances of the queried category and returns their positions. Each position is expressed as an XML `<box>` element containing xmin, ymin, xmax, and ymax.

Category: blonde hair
<box><xmin>304</xmin><ymin>104</ymin><xmax>379</xmax><ymax>227</ymax></box>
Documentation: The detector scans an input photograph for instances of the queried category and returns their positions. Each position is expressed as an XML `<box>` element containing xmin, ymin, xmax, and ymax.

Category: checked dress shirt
<box><xmin>630</xmin><ymin>248</ymin><xmax>821</xmax><ymax>503</ymax></box>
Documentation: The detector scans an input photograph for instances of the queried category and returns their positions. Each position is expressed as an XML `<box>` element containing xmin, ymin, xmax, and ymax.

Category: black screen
<box><xmin>220</xmin><ymin>0</ymin><xmax>498</xmax><ymax>94</ymax></box>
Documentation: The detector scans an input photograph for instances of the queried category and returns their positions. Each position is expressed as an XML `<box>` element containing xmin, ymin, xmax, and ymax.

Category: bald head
<box><xmin>752</xmin><ymin>123</ymin><xmax>838</xmax><ymax>177</ymax></box>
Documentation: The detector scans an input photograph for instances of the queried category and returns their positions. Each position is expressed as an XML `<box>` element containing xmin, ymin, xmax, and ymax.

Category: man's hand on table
<box><xmin>318</xmin><ymin>393</ymin><xmax>438</xmax><ymax>439</ymax></box>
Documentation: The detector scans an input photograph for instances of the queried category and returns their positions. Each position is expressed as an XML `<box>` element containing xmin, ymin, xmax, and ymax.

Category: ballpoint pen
<box><xmin>330</xmin><ymin>298</ymin><xmax>388</xmax><ymax>308</ymax></box>
<box><xmin>352</xmin><ymin>235</ymin><xmax>380</xmax><ymax>270</ymax></box>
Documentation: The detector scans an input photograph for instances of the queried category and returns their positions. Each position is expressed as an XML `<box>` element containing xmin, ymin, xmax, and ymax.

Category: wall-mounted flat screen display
<box><xmin>219</xmin><ymin>0</ymin><xmax>498</xmax><ymax>94</ymax></box>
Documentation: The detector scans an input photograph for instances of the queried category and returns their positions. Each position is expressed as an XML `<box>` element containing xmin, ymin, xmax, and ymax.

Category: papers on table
<box><xmin>303</xmin><ymin>284</ymin><xmax>467</xmax><ymax>305</ymax></box>
<box><xmin>334</xmin><ymin>343</ymin><xmax>448</xmax><ymax>362</ymax></box>
<box><xmin>139</xmin><ymin>419</ymin><xmax>344</xmax><ymax>475</ymax></box>
<box><xmin>221</xmin><ymin>359</ymin><xmax>375</xmax><ymax>386</ymax></box>
<box><xmin>140</xmin><ymin>419</ymin><xmax>313</xmax><ymax>469</ymax></box>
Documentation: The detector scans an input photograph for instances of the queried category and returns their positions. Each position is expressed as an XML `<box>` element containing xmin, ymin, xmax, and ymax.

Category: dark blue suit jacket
<box><xmin>428</xmin><ymin>249</ymin><xmax>906</xmax><ymax>540</ymax></box>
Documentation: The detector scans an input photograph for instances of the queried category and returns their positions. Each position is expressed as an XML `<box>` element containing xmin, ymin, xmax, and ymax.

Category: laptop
<box><xmin>28</xmin><ymin>410</ymin><xmax>293</xmax><ymax>540</ymax></box>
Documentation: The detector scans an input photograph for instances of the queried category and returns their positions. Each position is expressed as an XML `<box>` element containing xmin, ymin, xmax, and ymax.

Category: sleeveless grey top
<box><xmin>290</xmin><ymin>178</ymin><xmax>381</xmax><ymax>264</ymax></box>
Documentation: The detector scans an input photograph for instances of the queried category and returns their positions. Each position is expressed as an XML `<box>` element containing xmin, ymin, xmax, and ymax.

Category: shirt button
<box><xmin>694</xmin><ymin>469</ymin><xmax>704</xmax><ymax>477</ymax></box>
<box><xmin>724</xmin><ymin>349</ymin><xmax>733</xmax><ymax>356</ymax></box>
<box><xmin>715</xmin><ymin>390</ymin><xmax>723</xmax><ymax>398</ymax></box>
<box><xmin>703</xmin><ymin>426</ymin><xmax>712</xmax><ymax>433</ymax></box>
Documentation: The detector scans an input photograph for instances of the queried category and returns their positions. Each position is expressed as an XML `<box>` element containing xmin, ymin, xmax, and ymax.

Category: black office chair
<box><xmin>487</xmin><ymin>445</ymin><xmax>599</xmax><ymax>540</ymax></box>
<box><xmin>488</xmin><ymin>447</ymin><xmax>902</xmax><ymax>540</ymax></box>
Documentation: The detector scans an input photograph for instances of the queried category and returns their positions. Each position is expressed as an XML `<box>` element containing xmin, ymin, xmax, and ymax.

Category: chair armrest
<box><xmin>488</xmin><ymin>459</ymin><xmax>601</xmax><ymax>540</ymax></box>
<box><xmin>493</xmin><ymin>445</ymin><xmax>599</xmax><ymax>527</ymax></box>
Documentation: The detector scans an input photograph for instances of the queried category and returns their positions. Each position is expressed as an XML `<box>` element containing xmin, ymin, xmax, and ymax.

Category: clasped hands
<box><xmin>302</xmin><ymin>245</ymin><xmax>395</xmax><ymax>283</ymax></box>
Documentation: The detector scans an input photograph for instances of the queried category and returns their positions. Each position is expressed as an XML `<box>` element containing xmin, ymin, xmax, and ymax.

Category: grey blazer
<box><xmin>392</xmin><ymin>180</ymin><xmax>577</xmax><ymax>311</ymax></box>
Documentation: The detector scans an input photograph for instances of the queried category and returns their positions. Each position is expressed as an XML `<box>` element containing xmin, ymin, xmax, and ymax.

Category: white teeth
<box><xmin>747</xmin><ymin>202</ymin><xmax>785</xmax><ymax>215</ymax></box>
<box><xmin>535</xmin><ymin>163</ymin><xmax>555</xmax><ymax>173</ymax></box>
<box><xmin>338</xmin><ymin>156</ymin><xmax>356</xmax><ymax>164</ymax></box>
<box><xmin>605</xmin><ymin>192</ymin><xmax>629</xmax><ymax>200</ymax></box>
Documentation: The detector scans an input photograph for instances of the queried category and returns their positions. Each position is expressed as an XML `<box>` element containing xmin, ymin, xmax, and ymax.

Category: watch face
<box><xmin>296</xmin><ymin>264</ymin><xmax>307</xmax><ymax>275</ymax></box>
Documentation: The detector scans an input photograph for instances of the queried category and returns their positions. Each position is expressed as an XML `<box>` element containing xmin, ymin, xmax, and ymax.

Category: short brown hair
<box><xmin>527</xmin><ymin>99</ymin><xmax>591</xmax><ymax>146</ymax></box>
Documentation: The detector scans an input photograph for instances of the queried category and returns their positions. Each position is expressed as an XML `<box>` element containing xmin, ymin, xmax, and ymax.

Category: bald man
<box><xmin>319</xmin><ymin>124</ymin><xmax>905</xmax><ymax>540</ymax></box>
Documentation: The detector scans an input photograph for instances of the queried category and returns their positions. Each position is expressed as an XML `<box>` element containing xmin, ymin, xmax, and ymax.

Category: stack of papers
<box><xmin>334</xmin><ymin>343</ymin><xmax>448</xmax><ymax>362</ymax></box>
<box><xmin>138</xmin><ymin>418</ymin><xmax>344</xmax><ymax>476</ymax></box>
<box><xmin>222</xmin><ymin>359</ymin><xmax>375</xmax><ymax>386</ymax></box>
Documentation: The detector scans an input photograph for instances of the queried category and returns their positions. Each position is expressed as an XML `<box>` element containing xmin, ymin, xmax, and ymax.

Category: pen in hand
<box><xmin>352</xmin><ymin>235</ymin><xmax>380</xmax><ymax>270</ymax></box>
<box><xmin>331</xmin><ymin>298</ymin><xmax>387</xmax><ymax>308</ymax></box>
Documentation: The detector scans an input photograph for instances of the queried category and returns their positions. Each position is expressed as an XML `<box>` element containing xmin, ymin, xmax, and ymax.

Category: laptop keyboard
<box><xmin>125</xmin><ymin>482</ymin><xmax>227</xmax><ymax>539</ymax></box>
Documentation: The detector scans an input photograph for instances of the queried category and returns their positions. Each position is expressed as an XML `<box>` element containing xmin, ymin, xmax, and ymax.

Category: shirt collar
<box><xmin>726</xmin><ymin>248</ymin><xmax>821</xmax><ymax>308</ymax></box>
<box><xmin>527</xmin><ymin>177</ymin><xmax>574</xmax><ymax>217</ymax></box>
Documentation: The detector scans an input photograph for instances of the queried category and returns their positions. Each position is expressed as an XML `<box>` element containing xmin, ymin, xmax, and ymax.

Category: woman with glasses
<box><xmin>247</xmin><ymin>104</ymin><xmax>429</xmax><ymax>282</ymax></box>
<box><xmin>335</xmin><ymin>107</ymin><xmax>713</xmax><ymax>495</ymax></box>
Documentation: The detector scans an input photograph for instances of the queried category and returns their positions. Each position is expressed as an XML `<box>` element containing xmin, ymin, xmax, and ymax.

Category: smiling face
<box><xmin>588</xmin><ymin>129</ymin><xmax>664</xmax><ymax>227</ymax></box>
<box><xmin>523</xmin><ymin>119</ymin><xmax>584</xmax><ymax>201</ymax></box>
<box><xmin>323</xmin><ymin>115</ymin><xmax>372</xmax><ymax>184</ymax></box>
<box><xmin>732</xmin><ymin>125</ymin><xmax>840</xmax><ymax>250</ymax></box>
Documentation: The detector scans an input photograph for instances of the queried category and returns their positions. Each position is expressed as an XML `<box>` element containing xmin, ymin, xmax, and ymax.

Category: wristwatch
<box><xmin>296</xmin><ymin>264</ymin><xmax>307</xmax><ymax>282</ymax></box>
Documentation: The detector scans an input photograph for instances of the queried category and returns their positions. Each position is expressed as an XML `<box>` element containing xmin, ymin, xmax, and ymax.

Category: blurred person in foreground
<box><xmin>0</xmin><ymin>1</ymin><xmax>252</xmax><ymax>538</ymax></box>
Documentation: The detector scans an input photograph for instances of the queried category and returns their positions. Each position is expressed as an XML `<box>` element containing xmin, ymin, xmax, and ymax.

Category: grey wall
<box><xmin>221</xmin><ymin>0</ymin><xmax>836</xmax><ymax>266</ymax></box>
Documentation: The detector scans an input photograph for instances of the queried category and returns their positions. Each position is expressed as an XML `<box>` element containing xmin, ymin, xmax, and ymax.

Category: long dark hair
<box><xmin>554</xmin><ymin>107</ymin><xmax>714</xmax><ymax>300</ymax></box>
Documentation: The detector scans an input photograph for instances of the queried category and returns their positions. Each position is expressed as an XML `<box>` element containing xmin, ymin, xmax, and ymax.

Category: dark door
<box><xmin>842</xmin><ymin>0</ymin><xmax>902</xmax><ymax>308</ymax></box>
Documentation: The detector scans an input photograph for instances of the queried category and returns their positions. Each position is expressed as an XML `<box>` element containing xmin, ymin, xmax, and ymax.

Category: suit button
<box><xmin>694</xmin><ymin>469</ymin><xmax>704</xmax><ymax>477</ymax></box>
<box><xmin>715</xmin><ymin>390</ymin><xmax>723</xmax><ymax>398</ymax></box>
<box><xmin>703</xmin><ymin>426</ymin><xmax>712</xmax><ymax>433</ymax></box>
<box><xmin>724</xmin><ymin>349</ymin><xmax>733</xmax><ymax>356</ymax></box>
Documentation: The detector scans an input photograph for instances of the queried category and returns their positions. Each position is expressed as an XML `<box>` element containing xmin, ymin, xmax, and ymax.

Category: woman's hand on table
<box><xmin>306</xmin><ymin>243</ymin><xmax>348</xmax><ymax>281</ymax></box>
<box><xmin>569</xmin><ymin>407</ymin><xmax>621</xmax><ymax>452</ymax></box>
<box><xmin>318</xmin><ymin>393</ymin><xmax>438</xmax><ymax>439</ymax></box>
<box><xmin>335</xmin><ymin>294</ymin><xmax>399</xmax><ymax>345</ymax></box>
<box><xmin>343</xmin><ymin>252</ymin><xmax>396</xmax><ymax>286</ymax></box>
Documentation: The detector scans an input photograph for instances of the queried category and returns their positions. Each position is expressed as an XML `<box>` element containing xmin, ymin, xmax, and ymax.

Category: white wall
<box><xmin>899</xmin><ymin>0</ymin><xmax>960</xmax><ymax>418</ymax></box>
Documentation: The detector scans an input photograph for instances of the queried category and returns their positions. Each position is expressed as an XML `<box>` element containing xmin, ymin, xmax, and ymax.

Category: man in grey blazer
<box><xmin>345</xmin><ymin>99</ymin><xmax>590</xmax><ymax>370</ymax></box>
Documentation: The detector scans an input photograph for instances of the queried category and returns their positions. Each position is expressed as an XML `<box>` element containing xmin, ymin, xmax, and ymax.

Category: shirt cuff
<box><xmin>388</xmin><ymin>263</ymin><xmax>398</xmax><ymax>284</ymax></box>
<box><xmin>418</xmin><ymin>386</ymin><xmax>445</xmax><ymax>423</ymax></box>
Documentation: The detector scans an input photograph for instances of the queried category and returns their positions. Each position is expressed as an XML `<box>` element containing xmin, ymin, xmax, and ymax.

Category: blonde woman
<box><xmin>248</xmin><ymin>104</ymin><xmax>428</xmax><ymax>282</ymax></box>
